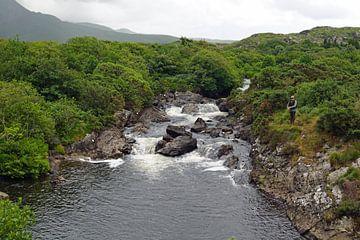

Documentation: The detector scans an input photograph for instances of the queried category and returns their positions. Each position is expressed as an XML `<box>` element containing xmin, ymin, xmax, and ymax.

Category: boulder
<box><xmin>166</xmin><ymin>125</ymin><xmax>191</xmax><ymax>138</ymax></box>
<box><xmin>69</xmin><ymin>128</ymin><xmax>134</xmax><ymax>159</ymax></box>
<box><xmin>157</xmin><ymin>136</ymin><xmax>197</xmax><ymax>157</ymax></box>
<box><xmin>216</xmin><ymin>98</ymin><xmax>229</xmax><ymax>112</ymax></box>
<box><xmin>163</xmin><ymin>134</ymin><xmax>174</xmax><ymax>142</ymax></box>
<box><xmin>0</xmin><ymin>192</ymin><xmax>9</xmax><ymax>200</ymax></box>
<box><xmin>155</xmin><ymin>140</ymin><xmax>168</xmax><ymax>152</ymax></box>
<box><xmin>217</xmin><ymin>144</ymin><xmax>234</xmax><ymax>158</ymax></box>
<box><xmin>209</xmin><ymin>128</ymin><xmax>221</xmax><ymax>138</ymax></box>
<box><xmin>191</xmin><ymin>118</ymin><xmax>207</xmax><ymax>133</ymax></box>
<box><xmin>96</xmin><ymin>128</ymin><xmax>128</xmax><ymax>159</ymax></box>
<box><xmin>181</xmin><ymin>104</ymin><xmax>199</xmax><ymax>114</ymax></box>
<box><xmin>138</xmin><ymin>107</ymin><xmax>170</xmax><ymax>123</ymax></box>
<box><xmin>223</xmin><ymin>155</ymin><xmax>240</xmax><ymax>169</ymax></box>
<box><xmin>114</xmin><ymin>110</ymin><xmax>132</xmax><ymax>128</ymax></box>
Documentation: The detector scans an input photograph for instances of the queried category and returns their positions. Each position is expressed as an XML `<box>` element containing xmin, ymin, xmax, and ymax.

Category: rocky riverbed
<box><xmin>46</xmin><ymin>91</ymin><xmax>359</xmax><ymax>239</ymax></box>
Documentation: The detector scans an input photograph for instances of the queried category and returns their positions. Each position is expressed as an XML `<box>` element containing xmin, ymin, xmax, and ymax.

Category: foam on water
<box><xmin>79</xmin><ymin>158</ymin><xmax>124</xmax><ymax>168</ymax></box>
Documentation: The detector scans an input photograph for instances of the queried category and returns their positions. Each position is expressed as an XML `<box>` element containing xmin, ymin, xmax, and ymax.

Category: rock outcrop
<box><xmin>156</xmin><ymin>125</ymin><xmax>197</xmax><ymax>157</ymax></box>
<box><xmin>157</xmin><ymin>136</ymin><xmax>197</xmax><ymax>157</ymax></box>
<box><xmin>191</xmin><ymin>118</ymin><xmax>207</xmax><ymax>133</ymax></box>
<box><xmin>68</xmin><ymin>128</ymin><xmax>134</xmax><ymax>160</ymax></box>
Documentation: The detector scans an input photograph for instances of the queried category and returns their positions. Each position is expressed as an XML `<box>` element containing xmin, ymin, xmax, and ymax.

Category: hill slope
<box><xmin>231</xmin><ymin>26</ymin><xmax>360</xmax><ymax>49</ymax></box>
<box><xmin>0</xmin><ymin>0</ymin><xmax>178</xmax><ymax>43</ymax></box>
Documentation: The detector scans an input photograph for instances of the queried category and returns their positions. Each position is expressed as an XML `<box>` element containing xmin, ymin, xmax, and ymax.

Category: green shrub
<box><xmin>339</xmin><ymin>167</ymin><xmax>360</xmax><ymax>183</ymax></box>
<box><xmin>330</xmin><ymin>144</ymin><xmax>360</xmax><ymax>168</ymax></box>
<box><xmin>336</xmin><ymin>200</ymin><xmax>360</xmax><ymax>218</ymax></box>
<box><xmin>317</xmin><ymin>107</ymin><xmax>360</xmax><ymax>139</ymax></box>
<box><xmin>0</xmin><ymin>199</ymin><xmax>35</xmax><ymax>240</ymax></box>
<box><xmin>0</xmin><ymin>138</ymin><xmax>49</xmax><ymax>178</ymax></box>
<box><xmin>54</xmin><ymin>145</ymin><xmax>65</xmax><ymax>155</ymax></box>
<box><xmin>296</xmin><ymin>80</ymin><xmax>341</xmax><ymax>108</ymax></box>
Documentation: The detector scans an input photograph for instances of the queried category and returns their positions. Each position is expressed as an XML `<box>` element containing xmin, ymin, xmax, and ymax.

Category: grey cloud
<box><xmin>271</xmin><ymin>0</ymin><xmax>349</xmax><ymax>20</ymax></box>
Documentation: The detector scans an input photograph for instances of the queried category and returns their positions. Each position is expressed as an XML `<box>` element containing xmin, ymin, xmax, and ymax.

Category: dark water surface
<box><xmin>0</xmin><ymin>104</ymin><xmax>302</xmax><ymax>240</ymax></box>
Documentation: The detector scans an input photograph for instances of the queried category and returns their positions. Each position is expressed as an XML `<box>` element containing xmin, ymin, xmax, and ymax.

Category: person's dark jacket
<box><xmin>287</xmin><ymin>99</ymin><xmax>297</xmax><ymax>112</ymax></box>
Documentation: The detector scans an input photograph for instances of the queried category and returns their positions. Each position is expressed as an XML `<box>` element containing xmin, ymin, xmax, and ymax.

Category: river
<box><xmin>0</xmin><ymin>103</ymin><xmax>303</xmax><ymax>240</ymax></box>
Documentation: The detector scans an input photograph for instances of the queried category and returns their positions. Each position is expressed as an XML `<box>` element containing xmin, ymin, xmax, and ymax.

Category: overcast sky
<box><xmin>16</xmin><ymin>0</ymin><xmax>360</xmax><ymax>40</ymax></box>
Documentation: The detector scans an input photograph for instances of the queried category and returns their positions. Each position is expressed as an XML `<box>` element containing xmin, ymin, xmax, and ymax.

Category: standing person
<box><xmin>287</xmin><ymin>95</ymin><xmax>297</xmax><ymax>124</ymax></box>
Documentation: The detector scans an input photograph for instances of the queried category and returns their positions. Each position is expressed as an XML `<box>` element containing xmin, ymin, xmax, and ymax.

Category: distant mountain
<box><xmin>117</xmin><ymin>28</ymin><xmax>137</xmax><ymax>34</ymax></box>
<box><xmin>0</xmin><ymin>0</ymin><xmax>178</xmax><ymax>43</ymax></box>
<box><xmin>231</xmin><ymin>26</ymin><xmax>360</xmax><ymax>49</ymax></box>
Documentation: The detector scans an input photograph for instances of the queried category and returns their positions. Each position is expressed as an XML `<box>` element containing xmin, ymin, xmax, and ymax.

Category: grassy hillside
<box><xmin>0</xmin><ymin>0</ymin><xmax>178</xmax><ymax>44</ymax></box>
<box><xmin>231</xmin><ymin>26</ymin><xmax>360</xmax><ymax>49</ymax></box>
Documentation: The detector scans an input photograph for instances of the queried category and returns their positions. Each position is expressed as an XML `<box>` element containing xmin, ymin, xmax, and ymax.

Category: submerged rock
<box><xmin>157</xmin><ymin>136</ymin><xmax>197</xmax><ymax>157</ymax></box>
<box><xmin>191</xmin><ymin>118</ymin><xmax>207</xmax><ymax>133</ymax></box>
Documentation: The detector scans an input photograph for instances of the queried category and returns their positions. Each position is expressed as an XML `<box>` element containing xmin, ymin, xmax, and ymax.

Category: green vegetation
<box><xmin>336</xmin><ymin>200</ymin><xmax>360</xmax><ymax>218</ymax></box>
<box><xmin>0</xmin><ymin>199</ymin><xmax>35</xmax><ymax>240</ymax></box>
<box><xmin>0</xmin><ymin>37</ymin><xmax>240</xmax><ymax>178</ymax></box>
<box><xmin>330</xmin><ymin>144</ymin><xmax>360</xmax><ymax>168</ymax></box>
<box><xmin>338</xmin><ymin>167</ymin><xmax>360</xmax><ymax>183</ymax></box>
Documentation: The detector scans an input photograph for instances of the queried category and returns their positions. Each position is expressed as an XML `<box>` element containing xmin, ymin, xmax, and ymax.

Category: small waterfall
<box><xmin>132</xmin><ymin>137</ymin><xmax>161</xmax><ymax>155</ymax></box>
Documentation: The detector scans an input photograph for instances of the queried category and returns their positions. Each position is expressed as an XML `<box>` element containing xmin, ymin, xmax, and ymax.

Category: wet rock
<box><xmin>172</xmin><ymin>91</ymin><xmax>207</xmax><ymax>106</ymax></box>
<box><xmin>209</xmin><ymin>128</ymin><xmax>221</xmax><ymax>138</ymax></box>
<box><xmin>223</xmin><ymin>155</ymin><xmax>239</xmax><ymax>169</ymax></box>
<box><xmin>166</xmin><ymin>125</ymin><xmax>192</xmax><ymax>138</ymax></box>
<box><xmin>69</xmin><ymin>128</ymin><xmax>134</xmax><ymax>160</ymax></box>
<box><xmin>217</xmin><ymin>144</ymin><xmax>234</xmax><ymax>158</ymax></box>
<box><xmin>181</xmin><ymin>103</ymin><xmax>199</xmax><ymax>114</ymax></box>
<box><xmin>191</xmin><ymin>118</ymin><xmax>207</xmax><ymax>133</ymax></box>
<box><xmin>238</xmin><ymin>125</ymin><xmax>252</xmax><ymax>141</ymax></box>
<box><xmin>133</xmin><ymin>123</ymin><xmax>148</xmax><ymax>134</ymax></box>
<box><xmin>0</xmin><ymin>191</ymin><xmax>9</xmax><ymax>200</ymax></box>
<box><xmin>155</xmin><ymin>140</ymin><xmax>168</xmax><ymax>152</ymax></box>
<box><xmin>163</xmin><ymin>134</ymin><xmax>174</xmax><ymax>142</ymax></box>
<box><xmin>216</xmin><ymin>98</ymin><xmax>229</xmax><ymax>112</ymax></box>
<box><xmin>221</xmin><ymin>127</ymin><xmax>233</xmax><ymax>135</ymax></box>
<box><xmin>157</xmin><ymin>136</ymin><xmax>197</xmax><ymax>157</ymax></box>
<box><xmin>138</xmin><ymin>107</ymin><xmax>170</xmax><ymax>123</ymax></box>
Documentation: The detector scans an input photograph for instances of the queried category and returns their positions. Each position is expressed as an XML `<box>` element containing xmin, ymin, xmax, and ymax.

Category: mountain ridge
<box><xmin>0</xmin><ymin>0</ymin><xmax>178</xmax><ymax>43</ymax></box>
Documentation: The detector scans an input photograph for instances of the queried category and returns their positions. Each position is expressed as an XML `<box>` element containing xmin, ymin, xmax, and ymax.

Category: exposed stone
<box><xmin>191</xmin><ymin>118</ymin><xmax>207</xmax><ymax>133</ymax></box>
<box><xmin>155</xmin><ymin>140</ymin><xmax>167</xmax><ymax>152</ymax></box>
<box><xmin>217</xmin><ymin>144</ymin><xmax>234</xmax><ymax>158</ymax></box>
<box><xmin>163</xmin><ymin>134</ymin><xmax>174</xmax><ymax>142</ymax></box>
<box><xmin>223</xmin><ymin>155</ymin><xmax>239</xmax><ymax>169</ymax></box>
<box><xmin>327</xmin><ymin>167</ymin><xmax>349</xmax><ymax>185</ymax></box>
<box><xmin>157</xmin><ymin>136</ymin><xmax>197</xmax><ymax>157</ymax></box>
<box><xmin>138</xmin><ymin>107</ymin><xmax>170</xmax><ymax>123</ymax></box>
<box><xmin>332</xmin><ymin>185</ymin><xmax>343</xmax><ymax>204</ymax></box>
<box><xmin>209</xmin><ymin>128</ymin><xmax>221</xmax><ymax>138</ymax></box>
<box><xmin>114</xmin><ymin>109</ymin><xmax>132</xmax><ymax>128</ymax></box>
<box><xmin>166</xmin><ymin>125</ymin><xmax>191</xmax><ymax>138</ymax></box>
<box><xmin>181</xmin><ymin>103</ymin><xmax>199</xmax><ymax>114</ymax></box>
<box><xmin>0</xmin><ymin>192</ymin><xmax>9</xmax><ymax>200</ymax></box>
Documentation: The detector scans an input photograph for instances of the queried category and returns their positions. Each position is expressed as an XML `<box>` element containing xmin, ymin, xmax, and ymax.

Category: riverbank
<box><xmin>1</xmin><ymin>91</ymin><xmax>303</xmax><ymax>240</ymax></box>
<box><xmin>219</xmin><ymin>97</ymin><xmax>360</xmax><ymax>240</ymax></box>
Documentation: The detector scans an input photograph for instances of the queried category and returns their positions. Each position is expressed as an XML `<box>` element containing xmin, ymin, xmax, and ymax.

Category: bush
<box><xmin>0</xmin><ymin>138</ymin><xmax>49</xmax><ymax>178</ymax></box>
<box><xmin>317</xmin><ymin>107</ymin><xmax>360</xmax><ymax>139</ymax></box>
<box><xmin>296</xmin><ymin>80</ymin><xmax>341</xmax><ymax>107</ymax></box>
<box><xmin>0</xmin><ymin>199</ymin><xmax>35</xmax><ymax>240</ymax></box>
<box><xmin>336</xmin><ymin>200</ymin><xmax>360</xmax><ymax>218</ymax></box>
<box><xmin>330</xmin><ymin>144</ymin><xmax>360</xmax><ymax>168</ymax></box>
<box><xmin>339</xmin><ymin>167</ymin><xmax>360</xmax><ymax>183</ymax></box>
